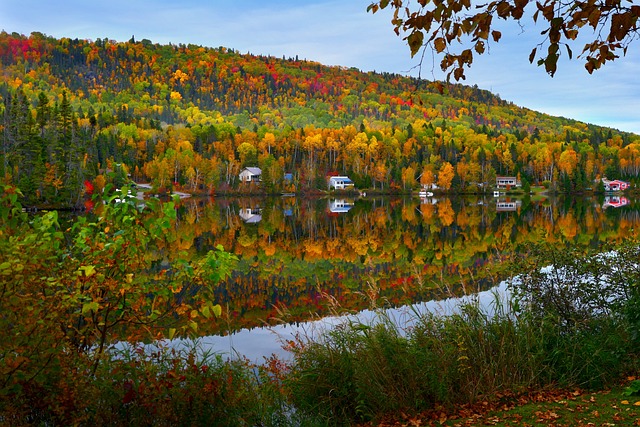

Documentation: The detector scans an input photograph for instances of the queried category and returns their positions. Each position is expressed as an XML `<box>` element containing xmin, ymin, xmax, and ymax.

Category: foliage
<box><xmin>511</xmin><ymin>242</ymin><xmax>639</xmax><ymax>332</ymax></box>
<box><xmin>2</xmin><ymin>183</ymin><xmax>639</xmax><ymax>424</ymax></box>
<box><xmin>368</xmin><ymin>0</ymin><xmax>640</xmax><ymax>79</ymax></box>
<box><xmin>624</xmin><ymin>379</ymin><xmax>640</xmax><ymax>397</ymax></box>
<box><xmin>0</xmin><ymin>185</ymin><xmax>237</xmax><ymax>420</ymax></box>
<box><xmin>83</xmin><ymin>345</ymin><xmax>294</xmax><ymax>427</ymax></box>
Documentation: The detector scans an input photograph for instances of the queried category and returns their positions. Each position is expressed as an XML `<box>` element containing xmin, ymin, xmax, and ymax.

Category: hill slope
<box><xmin>1</xmin><ymin>31</ymin><xmax>638</xmax><ymax>206</ymax></box>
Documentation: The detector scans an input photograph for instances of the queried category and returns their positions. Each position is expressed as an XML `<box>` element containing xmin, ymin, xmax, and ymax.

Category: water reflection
<box><xmin>603</xmin><ymin>196</ymin><xmax>629</xmax><ymax>209</ymax></box>
<box><xmin>239</xmin><ymin>207</ymin><xmax>262</xmax><ymax>223</ymax></box>
<box><xmin>328</xmin><ymin>198</ymin><xmax>354</xmax><ymax>213</ymax></box>
<box><xmin>169</xmin><ymin>281</ymin><xmax>511</xmax><ymax>363</ymax></box>
<box><xmin>495</xmin><ymin>198</ymin><xmax>522</xmax><ymax>212</ymax></box>
<box><xmin>167</xmin><ymin>195</ymin><xmax>639</xmax><ymax>337</ymax></box>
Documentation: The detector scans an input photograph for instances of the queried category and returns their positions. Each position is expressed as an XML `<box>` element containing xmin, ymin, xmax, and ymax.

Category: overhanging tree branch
<box><xmin>368</xmin><ymin>0</ymin><xmax>640</xmax><ymax>79</ymax></box>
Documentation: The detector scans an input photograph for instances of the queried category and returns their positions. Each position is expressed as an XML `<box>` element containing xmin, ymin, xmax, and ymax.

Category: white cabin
<box><xmin>239</xmin><ymin>167</ymin><xmax>262</xmax><ymax>183</ymax></box>
<box><xmin>328</xmin><ymin>176</ymin><xmax>354</xmax><ymax>190</ymax></box>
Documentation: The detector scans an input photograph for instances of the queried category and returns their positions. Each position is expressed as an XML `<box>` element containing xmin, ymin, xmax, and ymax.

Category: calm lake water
<box><xmin>151</xmin><ymin>192</ymin><xmax>639</xmax><ymax>360</ymax></box>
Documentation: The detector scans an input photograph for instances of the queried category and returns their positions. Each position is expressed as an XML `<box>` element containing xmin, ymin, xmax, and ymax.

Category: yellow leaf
<box><xmin>168</xmin><ymin>328</ymin><xmax>176</xmax><ymax>340</ymax></box>
<box><xmin>621</xmin><ymin>400</ymin><xmax>629</xmax><ymax>405</ymax></box>
<box><xmin>78</xmin><ymin>265</ymin><xmax>96</xmax><ymax>277</ymax></box>
<box><xmin>634</xmin><ymin>401</ymin><xmax>640</xmax><ymax>406</ymax></box>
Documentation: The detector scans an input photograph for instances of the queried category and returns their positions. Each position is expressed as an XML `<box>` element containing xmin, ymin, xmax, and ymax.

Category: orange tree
<box><xmin>0</xmin><ymin>185</ymin><xmax>235</xmax><ymax>411</ymax></box>
<box><xmin>369</xmin><ymin>0</ymin><xmax>640</xmax><ymax>79</ymax></box>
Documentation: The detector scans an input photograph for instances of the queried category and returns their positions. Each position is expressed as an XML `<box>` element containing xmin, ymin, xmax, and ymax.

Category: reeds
<box><xmin>285</xmin><ymin>244</ymin><xmax>639</xmax><ymax>425</ymax></box>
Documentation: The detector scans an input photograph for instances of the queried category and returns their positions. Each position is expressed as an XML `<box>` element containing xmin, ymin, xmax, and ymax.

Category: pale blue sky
<box><xmin>2</xmin><ymin>0</ymin><xmax>639</xmax><ymax>134</ymax></box>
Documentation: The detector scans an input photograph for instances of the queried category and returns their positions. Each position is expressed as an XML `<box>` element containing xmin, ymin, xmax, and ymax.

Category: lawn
<box><xmin>364</xmin><ymin>379</ymin><xmax>640</xmax><ymax>426</ymax></box>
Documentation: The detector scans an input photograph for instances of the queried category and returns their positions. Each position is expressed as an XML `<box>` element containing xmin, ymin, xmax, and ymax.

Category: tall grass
<box><xmin>285</xmin><ymin>243</ymin><xmax>639</xmax><ymax>425</ymax></box>
<box><xmin>1</xmin><ymin>341</ymin><xmax>308</xmax><ymax>427</ymax></box>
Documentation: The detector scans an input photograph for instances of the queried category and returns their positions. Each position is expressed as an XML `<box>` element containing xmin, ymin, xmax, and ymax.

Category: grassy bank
<box><xmin>284</xmin><ymin>243</ymin><xmax>640</xmax><ymax>425</ymax></box>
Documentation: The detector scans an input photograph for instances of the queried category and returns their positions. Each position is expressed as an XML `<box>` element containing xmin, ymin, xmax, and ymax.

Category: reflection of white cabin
<box><xmin>496</xmin><ymin>176</ymin><xmax>520</xmax><ymax>189</ymax></box>
<box><xmin>328</xmin><ymin>199</ymin><xmax>354</xmax><ymax>213</ymax></box>
<box><xmin>239</xmin><ymin>167</ymin><xmax>262</xmax><ymax>183</ymax></box>
<box><xmin>328</xmin><ymin>176</ymin><xmax>354</xmax><ymax>190</ymax></box>
<box><xmin>419</xmin><ymin>197</ymin><xmax>438</xmax><ymax>205</ymax></box>
<box><xmin>603</xmin><ymin>196</ymin><xmax>629</xmax><ymax>208</ymax></box>
<box><xmin>496</xmin><ymin>199</ymin><xmax>522</xmax><ymax>212</ymax></box>
<box><xmin>602</xmin><ymin>178</ymin><xmax>630</xmax><ymax>192</ymax></box>
<box><xmin>239</xmin><ymin>207</ymin><xmax>262</xmax><ymax>223</ymax></box>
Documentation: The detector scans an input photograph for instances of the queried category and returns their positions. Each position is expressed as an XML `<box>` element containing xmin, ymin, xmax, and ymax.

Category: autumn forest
<box><xmin>2</xmin><ymin>31</ymin><xmax>639</xmax><ymax>208</ymax></box>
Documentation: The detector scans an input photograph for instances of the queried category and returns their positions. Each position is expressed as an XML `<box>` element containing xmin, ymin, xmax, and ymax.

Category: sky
<box><xmin>2</xmin><ymin>0</ymin><xmax>639</xmax><ymax>134</ymax></box>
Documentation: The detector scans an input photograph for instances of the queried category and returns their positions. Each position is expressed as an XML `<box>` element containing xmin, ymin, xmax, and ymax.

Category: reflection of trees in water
<box><xmin>169</xmin><ymin>196</ymin><xmax>640</xmax><ymax>334</ymax></box>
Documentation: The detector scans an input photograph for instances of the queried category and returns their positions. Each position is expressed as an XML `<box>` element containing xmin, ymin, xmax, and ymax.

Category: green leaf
<box><xmin>201</xmin><ymin>305</ymin><xmax>211</xmax><ymax>319</ymax></box>
<box><xmin>212</xmin><ymin>304</ymin><xmax>222</xmax><ymax>318</ymax></box>
<box><xmin>82</xmin><ymin>301</ymin><xmax>99</xmax><ymax>314</ymax></box>
<box><xmin>624</xmin><ymin>380</ymin><xmax>640</xmax><ymax>396</ymax></box>
<box><xmin>163</xmin><ymin>201</ymin><xmax>177</xmax><ymax>220</ymax></box>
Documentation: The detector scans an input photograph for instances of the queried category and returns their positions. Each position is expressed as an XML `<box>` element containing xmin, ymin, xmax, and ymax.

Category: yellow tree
<box><xmin>558</xmin><ymin>149</ymin><xmax>579</xmax><ymax>177</ymax></box>
<box><xmin>259</xmin><ymin>132</ymin><xmax>276</xmax><ymax>155</ymax></box>
<box><xmin>420</xmin><ymin>165</ymin><xmax>436</xmax><ymax>189</ymax></box>
<box><xmin>402</xmin><ymin>166</ymin><xmax>416</xmax><ymax>190</ymax></box>
<box><xmin>456</xmin><ymin>160</ymin><xmax>470</xmax><ymax>190</ymax></box>
<box><xmin>437</xmin><ymin>162</ymin><xmax>455</xmax><ymax>191</ymax></box>
<box><xmin>372</xmin><ymin>161</ymin><xmax>388</xmax><ymax>190</ymax></box>
<box><xmin>144</xmin><ymin>157</ymin><xmax>171</xmax><ymax>190</ymax></box>
<box><xmin>237</xmin><ymin>142</ymin><xmax>258</xmax><ymax>167</ymax></box>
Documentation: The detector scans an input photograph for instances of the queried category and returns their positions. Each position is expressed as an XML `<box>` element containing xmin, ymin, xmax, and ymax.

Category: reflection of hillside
<box><xmin>166</xmin><ymin>196</ymin><xmax>640</xmax><ymax>334</ymax></box>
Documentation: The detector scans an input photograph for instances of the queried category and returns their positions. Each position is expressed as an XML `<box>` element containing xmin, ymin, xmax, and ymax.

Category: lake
<box><xmin>150</xmin><ymin>193</ymin><xmax>638</xmax><ymax>356</ymax></box>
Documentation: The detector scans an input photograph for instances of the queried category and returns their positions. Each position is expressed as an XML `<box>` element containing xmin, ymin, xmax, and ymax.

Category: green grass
<box><xmin>439</xmin><ymin>385</ymin><xmax>640</xmax><ymax>427</ymax></box>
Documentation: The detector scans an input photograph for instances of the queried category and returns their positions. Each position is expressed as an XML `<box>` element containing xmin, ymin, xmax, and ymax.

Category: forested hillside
<box><xmin>1</xmin><ymin>31</ymin><xmax>638</xmax><ymax>207</ymax></box>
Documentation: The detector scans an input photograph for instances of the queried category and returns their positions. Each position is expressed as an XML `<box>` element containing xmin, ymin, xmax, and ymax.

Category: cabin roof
<box><xmin>242</xmin><ymin>167</ymin><xmax>262</xmax><ymax>175</ymax></box>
